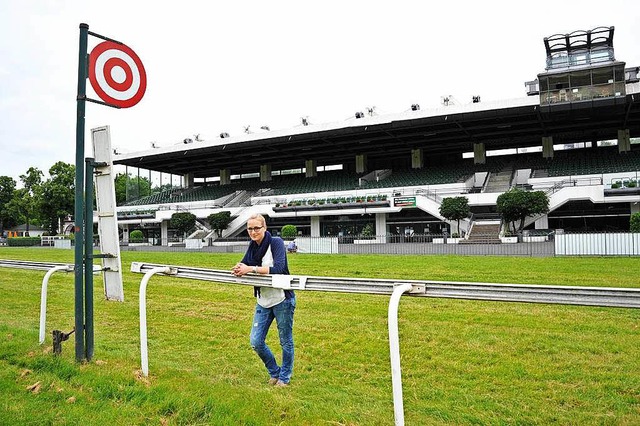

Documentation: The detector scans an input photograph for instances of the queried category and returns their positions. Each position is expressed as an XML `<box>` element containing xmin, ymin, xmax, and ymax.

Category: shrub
<box><xmin>361</xmin><ymin>223</ymin><xmax>375</xmax><ymax>237</ymax></box>
<box><xmin>130</xmin><ymin>230</ymin><xmax>144</xmax><ymax>243</ymax></box>
<box><xmin>7</xmin><ymin>237</ymin><xmax>41</xmax><ymax>247</ymax></box>
<box><xmin>281</xmin><ymin>225</ymin><xmax>298</xmax><ymax>239</ymax></box>
<box><xmin>631</xmin><ymin>212</ymin><xmax>640</xmax><ymax>232</ymax></box>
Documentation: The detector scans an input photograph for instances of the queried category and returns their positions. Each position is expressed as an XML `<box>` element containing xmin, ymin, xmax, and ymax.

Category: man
<box><xmin>232</xmin><ymin>214</ymin><xmax>296</xmax><ymax>387</ymax></box>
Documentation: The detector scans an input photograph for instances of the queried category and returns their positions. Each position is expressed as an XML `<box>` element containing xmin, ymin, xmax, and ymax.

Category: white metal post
<box><xmin>139</xmin><ymin>267</ymin><xmax>172</xmax><ymax>377</ymax></box>
<box><xmin>39</xmin><ymin>265</ymin><xmax>73</xmax><ymax>344</ymax></box>
<box><xmin>388</xmin><ymin>283</ymin><xmax>413</xmax><ymax>426</ymax></box>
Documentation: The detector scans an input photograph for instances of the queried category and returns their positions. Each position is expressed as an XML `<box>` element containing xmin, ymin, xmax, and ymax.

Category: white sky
<box><xmin>1</xmin><ymin>0</ymin><xmax>639</xmax><ymax>183</ymax></box>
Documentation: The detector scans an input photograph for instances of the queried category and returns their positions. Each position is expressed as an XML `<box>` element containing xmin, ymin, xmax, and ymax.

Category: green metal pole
<box><xmin>74</xmin><ymin>23</ymin><xmax>89</xmax><ymax>362</ymax></box>
<box><xmin>84</xmin><ymin>158</ymin><xmax>95</xmax><ymax>361</ymax></box>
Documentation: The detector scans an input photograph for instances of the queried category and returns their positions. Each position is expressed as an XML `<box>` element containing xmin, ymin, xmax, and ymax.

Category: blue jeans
<box><xmin>249</xmin><ymin>296</ymin><xmax>296</xmax><ymax>384</ymax></box>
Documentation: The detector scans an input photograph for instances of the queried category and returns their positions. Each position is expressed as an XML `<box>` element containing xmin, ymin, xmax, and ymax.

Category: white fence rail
<box><xmin>130</xmin><ymin>262</ymin><xmax>640</xmax><ymax>426</ymax></box>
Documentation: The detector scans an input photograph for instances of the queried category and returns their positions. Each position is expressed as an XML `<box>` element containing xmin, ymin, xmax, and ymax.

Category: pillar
<box><xmin>305</xmin><ymin>160</ymin><xmax>317</xmax><ymax>177</ymax></box>
<box><xmin>122</xmin><ymin>224</ymin><xmax>129</xmax><ymax>243</ymax></box>
<box><xmin>542</xmin><ymin>136</ymin><xmax>554</xmax><ymax>159</ymax></box>
<box><xmin>220</xmin><ymin>168</ymin><xmax>231</xmax><ymax>185</ymax></box>
<box><xmin>161</xmin><ymin>220</ymin><xmax>168</xmax><ymax>246</ymax></box>
<box><xmin>375</xmin><ymin>213</ymin><xmax>387</xmax><ymax>243</ymax></box>
<box><xmin>183</xmin><ymin>173</ymin><xmax>194</xmax><ymax>189</ymax></box>
<box><xmin>411</xmin><ymin>148</ymin><xmax>423</xmax><ymax>169</ymax></box>
<box><xmin>260</xmin><ymin>164</ymin><xmax>272</xmax><ymax>182</ymax></box>
<box><xmin>356</xmin><ymin>154</ymin><xmax>367</xmax><ymax>174</ymax></box>
<box><xmin>310</xmin><ymin>216</ymin><xmax>320</xmax><ymax>237</ymax></box>
<box><xmin>618</xmin><ymin>129</ymin><xmax>631</xmax><ymax>152</ymax></box>
<box><xmin>473</xmin><ymin>143</ymin><xmax>486</xmax><ymax>164</ymax></box>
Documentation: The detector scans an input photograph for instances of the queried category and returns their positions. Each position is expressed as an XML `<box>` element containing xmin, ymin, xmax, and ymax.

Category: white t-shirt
<box><xmin>257</xmin><ymin>245</ymin><xmax>286</xmax><ymax>308</ymax></box>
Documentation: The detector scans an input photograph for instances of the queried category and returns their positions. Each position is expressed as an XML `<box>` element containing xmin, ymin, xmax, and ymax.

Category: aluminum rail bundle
<box><xmin>131</xmin><ymin>262</ymin><xmax>640</xmax><ymax>308</ymax></box>
<box><xmin>0</xmin><ymin>259</ymin><xmax>73</xmax><ymax>272</ymax></box>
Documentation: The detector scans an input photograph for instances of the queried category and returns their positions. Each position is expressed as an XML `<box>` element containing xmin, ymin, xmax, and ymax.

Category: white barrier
<box><xmin>131</xmin><ymin>262</ymin><xmax>640</xmax><ymax>426</ymax></box>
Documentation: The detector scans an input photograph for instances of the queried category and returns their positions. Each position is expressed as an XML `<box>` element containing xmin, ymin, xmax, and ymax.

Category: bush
<box><xmin>631</xmin><ymin>212</ymin><xmax>640</xmax><ymax>232</ymax></box>
<box><xmin>281</xmin><ymin>225</ymin><xmax>298</xmax><ymax>239</ymax></box>
<box><xmin>7</xmin><ymin>237</ymin><xmax>41</xmax><ymax>247</ymax></box>
<box><xmin>361</xmin><ymin>223</ymin><xmax>374</xmax><ymax>237</ymax></box>
<box><xmin>130</xmin><ymin>229</ymin><xmax>144</xmax><ymax>243</ymax></box>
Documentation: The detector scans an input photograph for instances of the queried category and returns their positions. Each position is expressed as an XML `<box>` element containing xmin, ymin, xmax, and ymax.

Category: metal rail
<box><xmin>131</xmin><ymin>262</ymin><xmax>640</xmax><ymax>308</ymax></box>
<box><xmin>1</xmin><ymin>260</ymin><xmax>102</xmax><ymax>348</ymax></box>
<box><xmin>0</xmin><ymin>259</ymin><xmax>72</xmax><ymax>271</ymax></box>
<box><xmin>131</xmin><ymin>261</ymin><xmax>639</xmax><ymax>426</ymax></box>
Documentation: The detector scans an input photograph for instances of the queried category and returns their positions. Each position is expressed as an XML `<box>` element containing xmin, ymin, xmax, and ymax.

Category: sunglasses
<box><xmin>247</xmin><ymin>226</ymin><xmax>264</xmax><ymax>232</ymax></box>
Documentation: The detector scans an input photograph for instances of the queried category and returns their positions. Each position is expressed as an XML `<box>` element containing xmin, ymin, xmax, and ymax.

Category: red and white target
<box><xmin>89</xmin><ymin>41</ymin><xmax>147</xmax><ymax>108</ymax></box>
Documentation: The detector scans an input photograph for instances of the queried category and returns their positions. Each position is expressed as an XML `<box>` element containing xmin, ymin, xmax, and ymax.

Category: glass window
<box><xmin>549</xmin><ymin>74</ymin><xmax>570</xmax><ymax>90</ymax></box>
<box><xmin>592</xmin><ymin>67</ymin><xmax>613</xmax><ymax>85</ymax></box>
<box><xmin>570</xmin><ymin>71</ymin><xmax>591</xmax><ymax>88</ymax></box>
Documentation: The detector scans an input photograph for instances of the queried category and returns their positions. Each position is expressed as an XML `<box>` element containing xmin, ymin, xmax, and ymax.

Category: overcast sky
<box><xmin>1</xmin><ymin>0</ymin><xmax>639</xmax><ymax>184</ymax></box>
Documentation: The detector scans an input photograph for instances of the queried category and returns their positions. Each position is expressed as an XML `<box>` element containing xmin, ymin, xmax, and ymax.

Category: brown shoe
<box><xmin>274</xmin><ymin>380</ymin><xmax>288</xmax><ymax>387</ymax></box>
<box><xmin>268</xmin><ymin>377</ymin><xmax>279</xmax><ymax>386</ymax></box>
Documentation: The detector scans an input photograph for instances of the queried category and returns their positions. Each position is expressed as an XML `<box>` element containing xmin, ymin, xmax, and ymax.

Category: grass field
<box><xmin>0</xmin><ymin>248</ymin><xmax>638</xmax><ymax>425</ymax></box>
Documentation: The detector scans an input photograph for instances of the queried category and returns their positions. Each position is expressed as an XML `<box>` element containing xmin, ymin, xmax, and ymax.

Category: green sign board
<box><xmin>393</xmin><ymin>196</ymin><xmax>416</xmax><ymax>207</ymax></box>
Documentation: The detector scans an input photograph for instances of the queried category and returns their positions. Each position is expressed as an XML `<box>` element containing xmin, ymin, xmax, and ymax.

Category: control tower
<box><xmin>526</xmin><ymin>26</ymin><xmax>639</xmax><ymax>105</ymax></box>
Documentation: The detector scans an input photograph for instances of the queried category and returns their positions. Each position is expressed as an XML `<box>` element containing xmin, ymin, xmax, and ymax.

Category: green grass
<box><xmin>0</xmin><ymin>248</ymin><xmax>638</xmax><ymax>425</ymax></box>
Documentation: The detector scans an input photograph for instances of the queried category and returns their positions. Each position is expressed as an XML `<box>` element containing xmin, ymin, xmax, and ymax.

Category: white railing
<box><xmin>131</xmin><ymin>262</ymin><xmax>640</xmax><ymax>426</ymax></box>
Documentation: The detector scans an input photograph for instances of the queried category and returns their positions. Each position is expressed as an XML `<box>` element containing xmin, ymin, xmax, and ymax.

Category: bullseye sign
<box><xmin>88</xmin><ymin>41</ymin><xmax>147</xmax><ymax>108</ymax></box>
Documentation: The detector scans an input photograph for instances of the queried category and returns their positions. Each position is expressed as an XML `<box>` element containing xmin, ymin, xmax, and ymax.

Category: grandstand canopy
<box><xmin>114</xmin><ymin>94</ymin><xmax>640</xmax><ymax>179</ymax></box>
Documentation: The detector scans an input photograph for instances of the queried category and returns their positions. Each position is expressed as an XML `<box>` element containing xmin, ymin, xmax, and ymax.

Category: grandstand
<box><xmin>114</xmin><ymin>26</ymin><xmax>640</xmax><ymax>245</ymax></box>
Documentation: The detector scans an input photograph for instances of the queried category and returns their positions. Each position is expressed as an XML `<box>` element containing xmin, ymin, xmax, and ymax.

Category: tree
<box><xmin>0</xmin><ymin>176</ymin><xmax>16</xmax><ymax>233</ymax></box>
<box><xmin>281</xmin><ymin>224</ymin><xmax>298</xmax><ymax>239</ymax></box>
<box><xmin>170</xmin><ymin>212</ymin><xmax>196</xmax><ymax>236</ymax></box>
<box><xmin>37</xmin><ymin>162</ymin><xmax>75</xmax><ymax>234</ymax></box>
<box><xmin>208</xmin><ymin>211</ymin><xmax>232</xmax><ymax>237</ymax></box>
<box><xmin>439</xmin><ymin>196</ymin><xmax>470</xmax><ymax>236</ymax></box>
<box><xmin>496</xmin><ymin>189</ymin><xmax>550</xmax><ymax>233</ymax></box>
<box><xmin>7</xmin><ymin>167</ymin><xmax>43</xmax><ymax>236</ymax></box>
<box><xmin>114</xmin><ymin>173</ymin><xmax>152</xmax><ymax>205</ymax></box>
<box><xmin>630</xmin><ymin>212</ymin><xmax>640</xmax><ymax>232</ymax></box>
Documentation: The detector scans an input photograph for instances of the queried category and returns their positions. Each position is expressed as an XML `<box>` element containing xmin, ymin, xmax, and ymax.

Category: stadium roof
<box><xmin>114</xmin><ymin>90</ymin><xmax>640</xmax><ymax>179</ymax></box>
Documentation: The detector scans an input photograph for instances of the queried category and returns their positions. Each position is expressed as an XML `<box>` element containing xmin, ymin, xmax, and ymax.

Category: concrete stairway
<box><xmin>460</xmin><ymin>223</ymin><xmax>502</xmax><ymax>244</ymax></box>
<box><xmin>484</xmin><ymin>166</ymin><xmax>513</xmax><ymax>193</ymax></box>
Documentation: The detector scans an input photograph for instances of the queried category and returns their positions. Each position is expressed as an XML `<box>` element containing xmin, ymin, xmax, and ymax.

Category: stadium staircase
<box><xmin>483</xmin><ymin>165</ymin><xmax>514</xmax><ymax>193</ymax></box>
<box><xmin>187</xmin><ymin>218</ymin><xmax>212</xmax><ymax>240</ymax></box>
<box><xmin>460</xmin><ymin>222</ymin><xmax>502</xmax><ymax>244</ymax></box>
